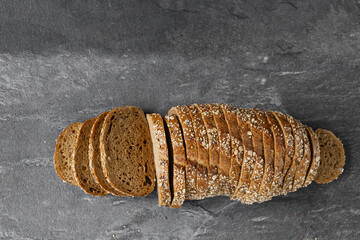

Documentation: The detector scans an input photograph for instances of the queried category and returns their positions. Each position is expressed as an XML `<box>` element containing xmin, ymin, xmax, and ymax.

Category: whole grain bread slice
<box><xmin>188</xmin><ymin>104</ymin><xmax>209</xmax><ymax>199</ymax></box>
<box><xmin>89</xmin><ymin>111</ymin><xmax>126</xmax><ymax>196</ymax></box>
<box><xmin>221</xmin><ymin>104</ymin><xmax>244</xmax><ymax>195</ymax></box>
<box><xmin>281</xmin><ymin>116</ymin><xmax>304</xmax><ymax>194</ymax></box>
<box><xmin>74</xmin><ymin>118</ymin><xmax>107</xmax><ymax>196</ymax></box>
<box><xmin>303</xmin><ymin>126</ymin><xmax>321</xmax><ymax>186</ymax></box>
<box><xmin>164</xmin><ymin>114</ymin><xmax>186</xmax><ymax>208</ymax></box>
<box><xmin>232</xmin><ymin>107</ymin><xmax>257</xmax><ymax>202</ymax></box>
<box><xmin>314</xmin><ymin>128</ymin><xmax>345</xmax><ymax>184</ymax></box>
<box><xmin>209</xmin><ymin>103</ymin><xmax>232</xmax><ymax>196</ymax></box>
<box><xmin>100</xmin><ymin>106</ymin><xmax>155</xmax><ymax>197</ymax></box>
<box><xmin>265</xmin><ymin>112</ymin><xmax>286</xmax><ymax>197</ymax></box>
<box><xmin>168</xmin><ymin>106</ymin><xmax>199</xmax><ymax>200</ymax></box>
<box><xmin>147</xmin><ymin>113</ymin><xmax>171</xmax><ymax>207</ymax></box>
<box><xmin>54</xmin><ymin>122</ymin><xmax>82</xmax><ymax>185</ymax></box>
<box><xmin>194</xmin><ymin>104</ymin><xmax>220</xmax><ymax>197</ymax></box>
<box><xmin>254</xmin><ymin>109</ymin><xmax>275</xmax><ymax>202</ymax></box>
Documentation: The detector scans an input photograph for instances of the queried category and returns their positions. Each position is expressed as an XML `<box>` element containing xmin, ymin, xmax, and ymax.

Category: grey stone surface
<box><xmin>0</xmin><ymin>0</ymin><xmax>359</xmax><ymax>239</ymax></box>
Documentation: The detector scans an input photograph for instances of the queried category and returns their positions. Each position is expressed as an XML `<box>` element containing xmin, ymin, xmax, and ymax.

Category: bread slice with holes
<box><xmin>314</xmin><ymin>128</ymin><xmax>345</xmax><ymax>184</ymax></box>
<box><xmin>89</xmin><ymin>111</ymin><xmax>127</xmax><ymax>196</ymax></box>
<box><xmin>74</xmin><ymin>118</ymin><xmax>107</xmax><ymax>196</ymax></box>
<box><xmin>164</xmin><ymin>114</ymin><xmax>186</xmax><ymax>208</ymax></box>
<box><xmin>147</xmin><ymin>113</ymin><xmax>171</xmax><ymax>207</ymax></box>
<box><xmin>303</xmin><ymin>126</ymin><xmax>321</xmax><ymax>186</ymax></box>
<box><xmin>54</xmin><ymin>122</ymin><xmax>82</xmax><ymax>185</ymax></box>
<box><xmin>100</xmin><ymin>106</ymin><xmax>155</xmax><ymax>197</ymax></box>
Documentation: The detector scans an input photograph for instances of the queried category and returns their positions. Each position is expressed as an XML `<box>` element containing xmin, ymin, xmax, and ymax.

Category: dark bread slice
<box><xmin>270</xmin><ymin>111</ymin><xmax>295</xmax><ymax>192</ymax></box>
<box><xmin>54</xmin><ymin>122</ymin><xmax>82</xmax><ymax>185</ymax></box>
<box><xmin>194</xmin><ymin>104</ymin><xmax>220</xmax><ymax>197</ymax></box>
<box><xmin>244</xmin><ymin>109</ymin><xmax>265</xmax><ymax>204</ymax></box>
<box><xmin>281</xmin><ymin>116</ymin><xmax>305</xmax><ymax>194</ymax></box>
<box><xmin>303</xmin><ymin>126</ymin><xmax>321</xmax><ymax>186</ymax></box>
<box><xmin>209</xmin><ymin>104</ymin><xmax>232</xmax><ymax>196</ymax></box>
<box><xmin>147</xmin><ymin>113</ymin><xmax>171</xmax><ymax>206</ymax></box>
<box><xmin>314</xmin><ymin>128</ymin><xmax>345</xmax><ymax>184</ymax></box>
<box><xmin>232</xmin><ymin>108</ymin><xmax>256</xmax><ymax>202</ymax></box>
<box><xmin>188</xmin><ymin>105</ymin><xmax>209</xmax><ymax>199</ymax></box>
<box><xmin>292</xmin><ymin>125</ymin><xmax>312</xmax><ymax>192</ymax></box>
<box><xmin>221</xmin><ymin>104</ymin><xmax>244</xmax><ymax>194</ymax></box>
<box><xmin>100</xmin><ymin>106</ymin><xmax>155</xmax><ymax>197</ymax></box>
<box><xmin>89</xmin><ymin>112</ymin><xmax>126</xmax><ymax>196</ymax></box>
<box><xmin>265</xmin><ymin>112</ymin><xmax>286</xmax><ymax>197</ymax></box>
<box><xmin>74</xmin><ymin>118</ymin><xmax>107</xmax><ymax>196</ymax></box>
<box><xmin>254</xmin><ymin>109</ymin><xmax>275</xmax><ymax>202</ymax></box>
<box><xmin>164</xmin><ymin>114</ymin><xmax>186</xmax><ymax>208</ymax></box>
<box><xmin>168</xmin><ymin>106</ymin><xmax>199</xmax><ymax>199</ymax></box>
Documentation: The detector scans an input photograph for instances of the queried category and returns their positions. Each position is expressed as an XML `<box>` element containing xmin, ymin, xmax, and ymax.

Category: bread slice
<box><xmin>168</xmin><ymin>106</ymin><xmax>199</xmax><ymax>199</ymax></box>
<box><xmin>232</xmin><ymin>108</ymin><xmax>257</xmax><ymax>203</ymax></box>
<box><xmin>303</xmin><ymin>126</ymin><xmax>321</xmax><ymax>186</ymax></box>
<box><xmin>221</xmin><ymin>104</ymin><xmax>244</xmax><ymax>195</ymax></box>
<box><xmin>147</xmin><ymin>113</ymin><xmax>171</xmax><ymax>206</ymax></box>
<box><xmin>164</xmin><ymin>114</ymin><xmax>186</xmax><ymax>208</ymax></box>
<box><xmin>243</xmin><ymin>109</ymin><xmax>265</xmax><ymax>204</ymax></box>
<box><xmin>89</xmin><ymin>111</ymin><xmax>126</xmax><ymax>196</ymax></box>
<box><xmin>270</xmin><ymin>111</ymin><xmax>295</xmax><ymax>192</ymax></box>
<box><xmin>254</xmin><ymin>109</ymin><xmax>275</xmax><ymax>202</ymax></box>
<box><xmin>100</xmin><ymin>106</ymin><xmax>155</xmax><ymax>197</ymax></box>
<box><xmin>281</xmin><ymin>116</ymin><xmax>304</xmax><ymax>194</ymax></box>
<box><xmin>188</xmin><ymin>105</ymin><xmax>209</xmax><ymax>199</ymax></box>
<box><xmin>314</xmin><ymin>128</ymin><xmax>345</xmax><ymax>184</ymax></box>
<box><xmin>54</xmin><ymin>122</ymin><xmax>82</xmax><ymax>185</ymax></box>
<box><xmin>74</xmin><ymin>118</ymin><xmax>107</xmax><ymax>196</ymax></box>
<box><xmin>209</xmin><ymin>104</ymin><xmax>232</xmax><ymax>196</ymax></box>
<box><xmin>194</xmin><ymin>104</ymin><xmax>220</xmax><ymax>197</ymax></box>
<box><xmin>265</xmin><ymin>112</ymin><xmax>286</xmax><ymax>197</ymax></box>
<box><xmin>292</xmin><ymin>125</ymin><xmax>312</xmax><ymax>192</ymax></box>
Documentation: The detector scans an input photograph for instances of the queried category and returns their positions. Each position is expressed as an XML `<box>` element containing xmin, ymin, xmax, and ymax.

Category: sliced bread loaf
<box><xmin>303</xmin><ymin>126</ymin><xmax>321</xmax><ymax>186</ymax></box>
<box><xmin>164</xmin><ymin>114</ymin><xmax>186</xmax><ymax>208</ymax></box>
<box><xmin>100</xmin><ymin>106</ymin><xmax>155</xmax><ymax>197</ymax></box>
<box><xmin>89</xmin><ymin>111</ymin><xmax>126</xmax><ymax>196</ymax></box>
<box><xmin>74</xmin><ymin>118</ymin><xmax>107</xmax><ymax>196</ymax></box>
<box><xmin>147</xmin><ymin>113</ymin><xmax>171</xmax><ymax>207</ymax></box>
<box><xmin>314</xmin><ymin>128</ymin><xmax>345</xmax><ymax>184</ymax></box>
<box><xmin>54</xmin><ymin>122</ymin><xmax>82</xmax><ymax>185</ymax></box>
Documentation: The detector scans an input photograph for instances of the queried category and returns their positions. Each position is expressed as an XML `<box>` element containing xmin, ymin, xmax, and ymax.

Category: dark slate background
<box><xmin>0</xmin><ymin>0</ymin><xmax>359</xmax><ymax>239</ymax></box>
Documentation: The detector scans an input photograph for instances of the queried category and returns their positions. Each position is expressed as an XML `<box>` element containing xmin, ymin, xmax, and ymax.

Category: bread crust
<box><xmin>303</xmin><ymin>126</ymin><xmax>320</xmax><ymax>186</ymax></box>
<box><xmin>164</xmin><ymin>114</ymin><xmax>186</xmax><ymax>208</ymax></box>
<box><xmin>74</xmin><ymin>118</ymin><xmax>107</xmax><ymax>196</ymax></box>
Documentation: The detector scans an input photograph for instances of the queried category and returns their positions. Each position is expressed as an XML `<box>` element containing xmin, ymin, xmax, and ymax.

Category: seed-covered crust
<box><xmin>303</xmin><ymin>126</ymin><xmax>320</xmax><ymax>186</ymax></box>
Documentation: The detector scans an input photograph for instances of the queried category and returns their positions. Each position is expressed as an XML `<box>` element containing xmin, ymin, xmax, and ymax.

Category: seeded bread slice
<box><xmin>168</xmin><ymin>106</ymin><xmax>199</xmax><ymax>200</ymax></box>
<box><xmin>54</xmin><ymin>122</ymin><xmax>82</xmax><ymax>185</ymax></box>
<box><xmin>221</xmin><ymin>104</ymin><xmax>244</xmax><ymax>194</ymax></box>
<box><xmin>270</xmin><ymin>111</ymin><xmax>295</xmax><ymax>192</ymax></box>
<box><xmin>147</xmin><ymin>113</ymin><xmax>171</xmax><ymax>207</ymax></box>
<box><xmin>100</xmin><ymin>106</ymin><xmax>155</xmax><ymax>197</ymax></box>
<box><xmin>292</xmin><ymin>125</ymin><xmax>312</xmax><ymax>192</ymax></box>
<box><xmin>194</xmin><ymin>104</ymin><xmax>220</xmax><ymax>197</ymax></box>
<box><xmin>89</xmin><ymin>112</ymin><xmax>126</xmax><ymax>196</ymax></box>
<box><xmin>303</xmin><ymin>126</ymin><xmax>321</xmax><ymax>186</ymax></box>
<box><xmin>188</xmin><ymin>105</ymin><xmax>209</xmax><ymax>199</ymax></box>
<box><xmin>254</xmin><ymin>109</ymin><xmax>275</xmax><ymax>202</ymax></box>
<box><xmin>74</xmin><ymin>118</ymin><xmax>107</xmax><ymax>196</ymax></box>
<box><xmin>281</xmin><ymin>116</ymin><xmax>305</xmax><ymax>194</ymax></box>
<box><xmin>265</xmin><ymin>112</ymin><xmax>286</xmax><ymax>197</ymax></box>
<box><xmin>314</xmin><ymin>128</ymin><xmax>345</xmax><ymax>184</ymax></box>
<box><xmin>209</xmin><ymin>103</ymin><xmax>232</xmax><ymax>196</ymax></box>
<box><xmin>164</xmin><ymin>114</ymin><xmax>186</xmax><ymax>208</ymax></box>
<box><xmin>232</xmin><ymin>107</ymin><xmax>256</xmax><ymax>202</ymax></box>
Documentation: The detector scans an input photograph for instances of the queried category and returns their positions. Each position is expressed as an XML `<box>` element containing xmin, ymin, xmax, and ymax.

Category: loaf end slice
<box><xmin>147</xmin><ymin>113</ymin><xmax>171</xmax><ymax>207</ymax></box>
<box><xmin>100</xmin><ymin>106</ymin><xmax>155</xmax><ymax>196</ymax></box>
<box><xmin>54</xmin><ymin>122</ymin><xmax>82</xmax><ymax>185</ymax></box>
<box><xmin>314</xmin><ymin>128</ymin><xmax>345</xmax><ymax>184</ymax></box>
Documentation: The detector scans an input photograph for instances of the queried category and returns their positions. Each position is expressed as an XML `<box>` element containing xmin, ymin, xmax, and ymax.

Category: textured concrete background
<box><xmin>0</xmin><ymin>0</ymin><xmax>359</xmax><ymax>239</ymax></box>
